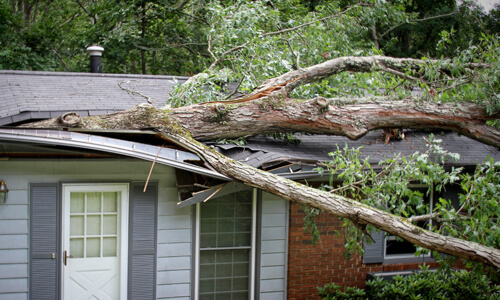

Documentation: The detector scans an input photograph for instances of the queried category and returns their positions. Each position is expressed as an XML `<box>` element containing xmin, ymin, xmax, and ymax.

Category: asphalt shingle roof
<box><xmin>211</xmin><ymin>130</ymin><xmax>500</xmax><ymax>170</ymax></box>
<box><xmin>0</xmin><ymin>70</ymin><xmax>188</xmax><ymax>125</ymax></box>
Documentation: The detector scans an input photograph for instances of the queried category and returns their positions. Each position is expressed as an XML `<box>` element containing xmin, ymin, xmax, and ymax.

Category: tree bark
<box><xmin>215</xmin><ymin>56</ymin><xmax>489</xmax><ymax>103</ymax></box>
<box><xmin>172</xmin><ymin>97</ymin><xmax>500</xmax><ymax>147</ymax></box>
<box><xmin>28</xmin><ymin>97</ymin><xmax>499</xmax><ymax>148</ymax></box>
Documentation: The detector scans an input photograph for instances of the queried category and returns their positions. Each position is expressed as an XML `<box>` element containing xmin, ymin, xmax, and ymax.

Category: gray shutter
<box><xmin>363</xmin><ymin>230</ymin><xmax>385</xmax><ymax>264</ymax></box>
<box><xmin>129</xmin><ymin>182</ymin><xmax>157</xmax><ymax>300</ymax></box>
<box><xmin>30</xmin><ymin>184</ymin><xmax>60</xmax><ymax>300</ymax></box>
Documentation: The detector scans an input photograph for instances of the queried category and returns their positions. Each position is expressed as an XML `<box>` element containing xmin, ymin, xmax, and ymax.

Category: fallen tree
<box><xmin>24</xmin><ymin>53</ymin><xmax>500</xmax><ymax>269</ymax></box>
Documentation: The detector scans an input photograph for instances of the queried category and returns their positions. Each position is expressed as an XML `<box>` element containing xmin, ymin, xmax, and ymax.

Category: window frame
<box><xmin>194</xmin><ymin>188</ymin><xmax>258</xmax><ymax>300</ymax></box>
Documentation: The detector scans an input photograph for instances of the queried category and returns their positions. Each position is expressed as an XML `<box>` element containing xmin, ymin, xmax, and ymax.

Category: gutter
<box><xmin>0</xmin><ymin>128</ymin><xmax>231</xmax><ymax>181</ymax></box>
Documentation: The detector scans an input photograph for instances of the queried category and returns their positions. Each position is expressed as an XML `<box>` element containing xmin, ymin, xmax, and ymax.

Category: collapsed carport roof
<box><xmin>0</xmin><ymin>128</ymin><xmax>230</xmax><ymax>181</ymax></box>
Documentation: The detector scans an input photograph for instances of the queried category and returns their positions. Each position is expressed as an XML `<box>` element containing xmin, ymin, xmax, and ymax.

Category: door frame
<box><xmin>61</xmin><ymin>183</ymin><xmax>130</xmax><ymax>299</ymax></box>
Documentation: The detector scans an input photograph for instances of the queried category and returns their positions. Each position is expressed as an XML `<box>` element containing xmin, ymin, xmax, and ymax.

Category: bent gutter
<box><xmin>0</xmin><ymin>128</ymin><xmax>231</xmax><ymax>181</ymax></box>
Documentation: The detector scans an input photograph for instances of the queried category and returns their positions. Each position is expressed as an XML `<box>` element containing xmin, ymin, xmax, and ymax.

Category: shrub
<box><xmin>317</xmin><ymin>282</ymin><xmax>366</xmax><ymax>300</ymax></box>
<box><xmin>318</xmin><ymin>267</ymin><xmax>500</xmax><ymax>300</ymax></box>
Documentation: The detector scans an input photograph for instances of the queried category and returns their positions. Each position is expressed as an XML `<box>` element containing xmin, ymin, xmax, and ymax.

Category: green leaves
<box><xmin>362</xmin><ymin>268</ymin><xmax>500</xmax><ymax>300</ymax></box>
<box><xmin>312</xmin><ymin>134</ymin><xmax>499</xmax><ymax>272</ymax></box>
<box><xmin>457</xmin><ymin>158</ymin><xmax>500</xmax><ymax>248</ymax></box>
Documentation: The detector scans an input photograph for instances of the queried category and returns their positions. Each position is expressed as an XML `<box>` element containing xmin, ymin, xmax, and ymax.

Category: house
<box><xmin>0</xmin><ymin>70</ymin><xmax>498</xmax><ymax>300</ymax></box>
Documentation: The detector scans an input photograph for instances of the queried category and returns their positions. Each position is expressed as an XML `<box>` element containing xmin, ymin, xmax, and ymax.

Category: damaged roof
<box><xmin>0</xmin><ymin>70</ymin><xmax>188</xmax><ymax>125</ymax></box>
<box><xmin>1</xmin><ymin>70</ymin><xmax>498</xmax><ymax>181</ymax></box>
<box><xmin>209</xmin><ymin>130</ymin><xmax>500</xmax><ymax>177</ymax></box>
<box><xmin>0</xmin><ymin>128</ymin><xmax>230</xmax><ymax>180</ymax></box>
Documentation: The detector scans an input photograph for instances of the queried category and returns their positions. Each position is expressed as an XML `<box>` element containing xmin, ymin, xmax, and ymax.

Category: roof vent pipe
<box><xmin>86</xmin><ymin>46</ymin><xmax>104</xmax><ymax>73</ymax></box>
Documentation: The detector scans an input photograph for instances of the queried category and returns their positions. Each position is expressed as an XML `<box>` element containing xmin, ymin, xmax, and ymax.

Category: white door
<box><xmin>62</xmin><ymin>184</ymin><xmax>129</xmax><ymax>300</ymax></box>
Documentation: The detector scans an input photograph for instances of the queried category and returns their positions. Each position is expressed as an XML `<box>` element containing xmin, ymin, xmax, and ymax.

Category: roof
<box><xmin>0</xmin><ymin>70</ymin><xmax>188</xmax><ymax>125</ymax></box>
<box><xmin>1</xmin><ymin>70</ymin><xmax>497</xmax><ymax>181</ymax></box>
<box><xmin>0</xmin><ymin>128</ymin><xmax>230</xmax><ymax>180</ymax></box>
<box><xmin>209</xmin><ymin>130</ymin><xmax>500</xmax><ymax>178</ymax></box>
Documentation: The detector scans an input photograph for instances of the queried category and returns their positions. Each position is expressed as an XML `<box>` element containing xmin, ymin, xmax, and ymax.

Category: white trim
<box><xmin>249</xmin><ymin>188</ymin><xmax>257</xmax><ymax>300</ymax></box>
<box><xmin>194</xmin><ymin>203</ymin><xmax>201</xmax><ymax>300</ymax></box>
<box><xmin>61</xmin><ymin>183</ymin><xmax>129</xmax><ymax>300</ymax></box>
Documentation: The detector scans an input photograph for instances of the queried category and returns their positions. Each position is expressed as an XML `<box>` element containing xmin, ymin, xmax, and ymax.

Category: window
<box><xmin>69</xmin><ymin>191</ymin><xmax>120</xmax><ymax>258</ymax></box>
<box><xmin>195</xmin><ymin>189</ymin><xmax>257</xmax><ymax>300</ymax></box>
<box><xmin>384</xmin><ymin>186</ymin><xmax>433</xmax><ymax>260</ymax></box>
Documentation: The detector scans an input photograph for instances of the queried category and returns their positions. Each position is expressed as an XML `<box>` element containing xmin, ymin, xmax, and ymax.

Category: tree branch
<box><xmin>215</xmin><ymin>56</ymin><xmax>488</xmax><ymax>103</ymax></box>
<box><xmin>407</xmin><ymin>213</ymin><xmax>468</xmax><ymax>223</ymax></box>
<box><xmin>23</xmin><ymin>95</ymin><xmax>500</xmax><ymax>148</ymax></box>
<box><xmin>379</xmin><ymin>9</ymin><xmax>458</xmax><ymax>39</ymax></box>
<box><xmin>164</xmin><ymin>130</ymin><xmax>500</xmax><ymax>269</ymax></box>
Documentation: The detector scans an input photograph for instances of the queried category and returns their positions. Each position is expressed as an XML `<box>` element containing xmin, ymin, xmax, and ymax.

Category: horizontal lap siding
<box><xmin>156</xmin><ymin>186</ymin><xmax>193</xmax><ymax>299</ymax></box>
<box><xmin>260</xmin><ymin>192</ymin><xmax>288</xmax><ymax>300</ymax></box>
<box><xmin>0</xmin><ymin>159</ymin><xmax>177</xmax><ymax>300</ymax></box>
<box><xmin>0</xmin><ymin>178</ymin><xmax>29</xmax><ymax>299</ymax></box>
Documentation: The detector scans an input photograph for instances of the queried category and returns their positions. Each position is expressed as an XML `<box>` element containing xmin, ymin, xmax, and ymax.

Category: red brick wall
<box><xmin>286</xmin><ymin>202</ymin><xmax>443</xmax><ymax>300</ymax></box>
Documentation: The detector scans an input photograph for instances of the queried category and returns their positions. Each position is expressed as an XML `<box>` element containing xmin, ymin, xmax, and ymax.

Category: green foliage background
<box><xmin>1</xmin><ymin>0</ymin><xmax>498</xmax><ymax>76</ymax></box>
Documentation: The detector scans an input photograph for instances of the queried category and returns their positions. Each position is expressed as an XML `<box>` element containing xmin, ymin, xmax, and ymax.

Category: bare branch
<box><xmin>118</xmin><ymin>80</ymin><xmax>153</xmax><ymax>104</ymax></box>
<box><xmin>261</xmin><ymin>4</ymin><xmax>363</xmax><ymax>37</ymax></box>
<box><xmin>207</xmin><ymin>35</ymin><xmax>217</xmax><ymax>62</ymax></box>
<box><xmin>379</xmin><ymin>9</ymin><xmax>458</xmax><ymax>39</ymax></box>
<box><xmin>408</xmin><ymin>213</ymin><xmax>468</xmax><ymax>223</ymax></box>
<box><xmin>208</xmin><ymin>41</ymin><xmax>249</xmax><ymax>71</ymax></box>
<box><xmin>456</xmin><ymin>184</ymin><xmax>474</xmax><ymax>215</ymax></box>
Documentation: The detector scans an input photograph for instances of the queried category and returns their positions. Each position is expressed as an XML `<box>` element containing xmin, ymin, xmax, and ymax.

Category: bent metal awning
<box><xmin>0</xmin><ymin>128</ymin><xmax>231</xmax><ymax>181</ymax></box>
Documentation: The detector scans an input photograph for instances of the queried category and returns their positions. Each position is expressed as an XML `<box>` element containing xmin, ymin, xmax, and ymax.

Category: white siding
<box><xmin>0</xmin><ymin>159</ymin><xmax>178</xmax><ymax>300</ymax></box>
<box><xmin>156</xmin><ymin>185</ymin><xmax>192</xmax><ymax>299</ymax></box>
<box><xmin>260</xmin><ymin>192</ymin><xmax>288</xmax><ymax>299</ymax></box>
<box><xmin>0</xmin><ymin>180</ymin><xmax>29</xmax><ymax>299</ymax></box>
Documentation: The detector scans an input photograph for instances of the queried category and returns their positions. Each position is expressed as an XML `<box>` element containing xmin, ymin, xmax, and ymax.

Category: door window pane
<box><xmin>87</xmin><ymin>215</ymin><xmax>101</xmax><ymax>235</ymax></box>
<box><xmin>69</xmin><ymin>190</ymin><xmax>120</xmax><ymax>258</ymax></box>
<box><xmin>70</xmin><ymin>193</ymin><xmax>85</xmax><ymax>213</ymax></box>
<box><xmin>103</xmin><ymin>215</ymin><xmax>117</xmax><ymax>235</ymax></box>
<box><xmin>70</xmin><ymin>238</ymin><xmax>84</xmax><ymax>258</ymax></box>
<box><xmin>103</xmin><ymin>192</ymin><xmax>118</xmax><ymax>212</ymax></box>
<box><xmin>86</xmin><ymin>238</ymin><xmax>100</xmax><ymax>257</ymax></box>
<box><xmin>103</xmin><ymin>237</ymin><xmax>117</xmax><ymax>257</ymax></box>
<box><xmin>87</xmin><ymin>192</ymin><xmax>102</xmax><ymax>213</ymax></box>
<box><xmin>70</xmin><ymin>216</ymin><xmax>84</xmax><ymax>236</ymax></box>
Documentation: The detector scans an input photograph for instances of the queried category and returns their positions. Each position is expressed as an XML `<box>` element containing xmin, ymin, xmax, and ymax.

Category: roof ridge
<box><xmin>0</xmin><ymin>70</ymin><xmax>190</xmax><ymax>80</ymax></box>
